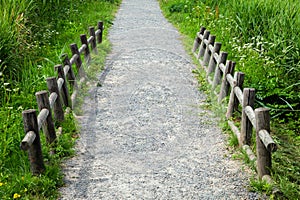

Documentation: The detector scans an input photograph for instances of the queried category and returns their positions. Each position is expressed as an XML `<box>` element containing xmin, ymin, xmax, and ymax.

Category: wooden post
<box><xmin>197</xmin><ymin>30</ymin><xmax>210</xmax><ymax>59</ymax></box>
<box><xmin>97</xmin><ymin>21</ymin><xmax>104</xmax><ymax>44</ymax></box>
<box><xmin>192</xmin><ymin>27</ymin><xmax>205</xmax><ymax>53</ymax></box>
<box><xmin>55</xmin><ymin>64</ymin><xmax>71</xmax><ymax>107</ymax></box>
<box><xmin>80</xmin><ymin>34</ymin><xmax>91</xmax><ymax>63</ymax></box>
<box><xmin>226</xmin><ymin>72</ymin><xmax>245</xmax><ymax>119</ymax></box>
<box><xmin>218</xmin><ymin>61</ymin><xmax>235</xmax><ymax>103</ymax></box>
<box><xmin>203</xmin><ymin>35</ymin><xmax>216</xmax><ymax>66</ymax></box>
<box><xmin>212</xmin><ymin>52</ymin><xmax>228</xmax><ymax>89</ymax></box>
<box><xmin>89</xmin><ymin>26</ymin><xmax>97</xmax><ymax>53</ymax></box>
<box><xmin>255</xmin><ymin>108</ymin><xmax>272</xmax><ymax>178</ymax></box>
<box><xmin>22</xmin><ymin>109</ymin><xmax>45</xmax><ymax>175</ymax></box>
<box><xmin>70</xmin><ymin>43</ymin><xmax>82</xmax><ymax>70</ymax></box>
<box><xmin>62</xmin><ymin>54</ymin><xmax>76</xmax><ymax>88</ymax></box>
<box><xmin>46</xmin><ymin>77</ymin><xmax>64</xmax><ymax>122</ymax></box>
<box><xmin>240</xmin><ymin>88</ymin><xmax>255</xmax><ymax>145</ymax></box>
<box><xmin>207</xmin><ymin>42</ymin><xmax>222</xmax><ymax>76</ymax></box>
<box><xmin>35</xmin><ymin>91</ymin><xmax>56</xmax><ymax>144</ymax></box>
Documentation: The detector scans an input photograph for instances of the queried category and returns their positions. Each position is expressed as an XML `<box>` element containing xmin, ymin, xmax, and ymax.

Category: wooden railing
<box><xmin>20</xmin><ymin>21</ymin><xmax>104</xmax><ymax>175</ymax></box>
<box><xmin>192</xmin><ymin>27</ymin><xmax>277</xmax><ymax>181</ymax></box>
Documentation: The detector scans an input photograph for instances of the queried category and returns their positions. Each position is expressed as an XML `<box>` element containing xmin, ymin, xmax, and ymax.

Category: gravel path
<box><xmin>59</xmin><ymin>0</ymin><xmax>261</xmax><ymax>199</ymax></box>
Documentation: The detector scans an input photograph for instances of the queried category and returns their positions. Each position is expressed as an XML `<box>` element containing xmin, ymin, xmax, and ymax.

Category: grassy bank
<box><xmin>0</xmin><ymin>0</ymin><xmax>121</xmax><ymax>199</ymax></box>
<box><xmin>158</xmin><ymin>0</ymin><xmax>299</xmax><ymax>199</ymax></box>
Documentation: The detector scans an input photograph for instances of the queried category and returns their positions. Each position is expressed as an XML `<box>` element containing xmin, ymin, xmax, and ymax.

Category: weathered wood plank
<box><xmin>241</xmin><ymin>88</ymin><xmax>255</xmax><ymax>146</ymax></box>
<box><xmin>228</xmin><ymin>120</ymin><xmax>240</xmax><ymax>139</ymax></box>
<box><xmin>78</xmin><ymin>44</ymin><xmax>87</xmax><ymax>54</ymax></box>
<box><xmin>47</xmin><ymin>77</ymin><xmax>64</xmax><ymax>122</ymax></box>
<box><xmin>20</xmin><ymin>131</ymin><xmax>36</xmax><ymax>151</ymax></box>
<box><xmin>197</xmin><ymin>30</ymin><xmax>210</xmax><ymax>59</ymax></box>
<box><xmin>55</xmin><ymin>64</ymin><xmax>71</xmax><ymax>107</ymax></box>
<box><xmin>233</xmin><ymin>86</ymin><xmax>243</xmax><ymax>105</ymax></box>
<box><xmin>226</xmin><ymin>72</ymin><xmax>244</xmax><ymax>119</ymax></box>
<box><xmin>57</xmin><ymin>77</ymin><xmax>64</xmax><ymax>92</ymax></box>
<box><xmin>192</xmin><ymin>27</ymin><xmax>206</xmax><ymax>53</ymax></box>
<box><xmin>22</xmin><ymin>109</ymin><xmax>45</xmax><ymax>175</ymax></box>
<box><xmin>218</xmin><ymin>61</ymin><xmax>235</xmax><ymax>103</ymax></box>
<box><xmin>37</xmin><ymin>108</ymin><xmax>49</xmax><ymax>131</ymax></box>
<box><xmin>97</xmin><ymin>21</ymin><xmax>104</xmax><ymax>44</ymax></box>
<box><xmin>89</xmin><ymin>26</ymin><xmax>98</xmax><ymax>54</ymax></box>
<box><xmin>259</xmin><ymin>129</ymin><xmax>277</xmax><ymax>152</ymax></box>
<box><xmin>70</xmin><ymin>54</ymin><xmax>79</xmax><ymax>66</ymax></box>
<box><xmin>212</xmin><ymin>52</ymin><xmax>227</xmax><ymax>89</ymax></box>
<box><xmin>62</xmin><ymin>54</ymin><xmax>77</xmax><ymax>89</ymax></box>
<box><xmin>36</xmin><ymin>90</ymin><xmax>56</xmax><ymax>144</ymax></box>
<box><xmin>70</xmin><ymin>43</ymin><xmax>82</xmax><ymax>70</ymax></box>
<box><xmin>80</xmin><ymin>34</ymin><xmax>91</xmax><ymax>63</ymax></box>
<box><xmin>207</xmin><ymin>43</ymin><xmax>221</xmax><ymax>76</ymax></box>
<box><xmin>49</xmin><ymin>92</ymin><xmax>58</xmax><ymax>110</ymax></box>
<box><xmin>255</xmin><ymin>107</ymin><xmax>272</xmax><ymax>178</ymax></box>
<box><xmin>226</xmin><ymin>74</ymin><xmax>235</xmax><ymax>88</ymax></box>
<box><xmin>245</xmin><ymin>106</ymin><xmax>256</xmax><ymax>129</ymax></box>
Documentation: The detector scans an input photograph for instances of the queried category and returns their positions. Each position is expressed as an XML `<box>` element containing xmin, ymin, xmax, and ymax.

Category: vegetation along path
<box><xmin>59</xmin><ymin>0</ymin><xmax>261</xmax><ymax>199</ymax></box>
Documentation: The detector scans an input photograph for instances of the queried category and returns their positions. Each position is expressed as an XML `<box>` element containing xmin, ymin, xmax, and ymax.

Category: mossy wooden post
<box><xmin>47</xmin><ymin>77</ymin><xmax>64</xmax><ymax>122</ymax></box>
<box><xmin>62</xmin><ymin>54</ymin><xmax>76</xmax><ymax>88</ymax></box>
<box><xmin>89</xmin><ymin>26</ymin><xmax>97</xmax><ymax>53</ymax></box>
<box><xmin>192</xmin><ymin>27</ymin><xmax>205</xmax><ymax>53</ymax></box>
<box><xmin>70</xmin><ymin>43</ymin><xmax>82</xmax><ymax>70</ymax></box>
<box><xmin>207</xmin><ymin>42</ymin><xmax>222</xmax><ymax>76</ymax></box>
<box><xmin>218</xmin><ymin>61</ymin><xmax>235</xmax><ymax>103</ymax></box>
<box><xmin>226</xmin><ymin>72</ymin><xmax>245</xmax><ymax>119</ymax></box>
<box><xmin>35</xmin><ymin>91</ymin><xmax>56</xmax><ymax>144</ymax></box>
<box><xmin>255</xmin><ymin>108</ymin><xmax>271</xmax><ymax>178</ymax></box>
<box><xmin>203</xmin><ymin>35</ymin><xmax>216</xmax><ymax>66</ymax></box>
<box><xmin>212</xmin><ymin>52</ymin><xmax>228</xmax><ymax>89</ymax></box>
<box><xmin>241</xmin><ymin>88</ymin><xmax>255</xmax><ymax>145</ymax></box>
<box><xmin>55</xmin><ymin>64</ymin><xmax>71</xmax><ymax>107</ymax></box>
<box><xmin>22</xmin><ymin>109</ymin><xmax>45</xmax><ymax>175</ymax></box>
<box><xmin>80</xmin><ymin>34</ymin><xmax>91</xmax><ymax>63</ymax></box>
<box><xmin>197</xmin><ymin>30</ymin><xmax>210</xmax><ymax>59</ymax></box>
<box><xmin>97</xmin><ymin>21</ymin><xmax>104</xmax><ymax>44</ymax></box>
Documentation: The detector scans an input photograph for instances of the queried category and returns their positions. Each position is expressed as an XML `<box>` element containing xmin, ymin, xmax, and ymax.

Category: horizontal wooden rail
<box><xmin>37</xmin><ymin>109</ymin><xmax>49</xmax><ymax>130</ymax></box>
<box><xmin>49</xmin><ymin>92</ymin><xmax>58</xmax><ymax>109</ymax></box>
<box><xmin>192</xmin><ymin>26</ymin><xmax>277</xmax><ymax>180</ymax></box>
<box><xmin>20</xmin><ymin>131</ymin><xmax>36</xmax><ymax>151</ymax></box>
<box><xmin>21</xmin><ymin>21</ymin><xmax>104</xmax><ymax>175</ymax></box>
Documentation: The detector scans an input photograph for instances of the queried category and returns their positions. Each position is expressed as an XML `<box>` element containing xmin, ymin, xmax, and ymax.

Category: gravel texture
<box><xmin>59</xmin><ymin>0</ymin><xmax>262</xmax><ymax>199</ymax></box>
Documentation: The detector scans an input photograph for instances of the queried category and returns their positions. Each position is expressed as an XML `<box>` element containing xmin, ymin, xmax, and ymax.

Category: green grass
<box><xmin>159</xmin><ymin>0</ymin><xmax>300</xmax><ymax>198</ymax></box>
<box><xmin>0</xmin><ymin>0</ymin><xmax>120</xmax><ymax>199</ymax></box>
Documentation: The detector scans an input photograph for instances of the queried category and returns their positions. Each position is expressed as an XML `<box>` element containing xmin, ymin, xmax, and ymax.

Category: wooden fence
<box><xmin>20</xmin><ymin>21</ymin><xmax>104</xmax><ymax>175</ymax></box>
<box><xmin>192</xmin><ymin>27</ymin><xmax>277</xmax><ymax>181</ymax></box>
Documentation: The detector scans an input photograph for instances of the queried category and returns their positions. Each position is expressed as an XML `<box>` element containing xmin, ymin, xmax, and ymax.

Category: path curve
<box><xmin>59</xmin><ymin>0</ymin><xmax>260</xmax><ymax>199</ymax></box>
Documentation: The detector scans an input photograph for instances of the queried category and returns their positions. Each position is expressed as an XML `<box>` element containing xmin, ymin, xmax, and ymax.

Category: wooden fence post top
<box><xmin>46</xmin><ymin>76</ymin><xmax>56</xmax><ymax>81</ymax></box>
<box><xmin>214</xmin><ymin>42</ymin><xmax>222</xmax><ymax>51</ymax></box>
<box><xmin>203</xmin><ymin>30</ymin><xmax>210</xmax><ymax>38</ymax></box>
<box><xmin>208</xmin><ymin>34</ymin><xmax>216</xmax><ymax>43</ymax></box>
<box><xmin>219</xmin><ymin>52</ymin><xmax>228</xmax><ymax>63</ymax></box>
<box><xmin>22</xmin><ymin>109</ymin><xmax>36</xmax><ymax>115</ymax></box>
<box><xmin>255</xmin><ymin>107</ymin><xmax>270</xmax><ymax>113</ymax></box>
<box><xmin>199</xmin><ymin>26</ymin><xmax>206</xmax><ymax>34</ymax></box>
<box><xmin>98</xmin><ymin>21</ymin><xmax>104</xmax><ymax>28</ymax></box>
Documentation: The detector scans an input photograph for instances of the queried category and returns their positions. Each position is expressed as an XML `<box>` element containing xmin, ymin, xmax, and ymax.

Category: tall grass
<box><xmin>229</xmin><ymin>0</ymin><xmax>300</xmax><ymax>110</ymax></box>
<box><xmin>0</xmin><ymin>0</ymin><xmax>34</xmax><ymax>79</ymax></box>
